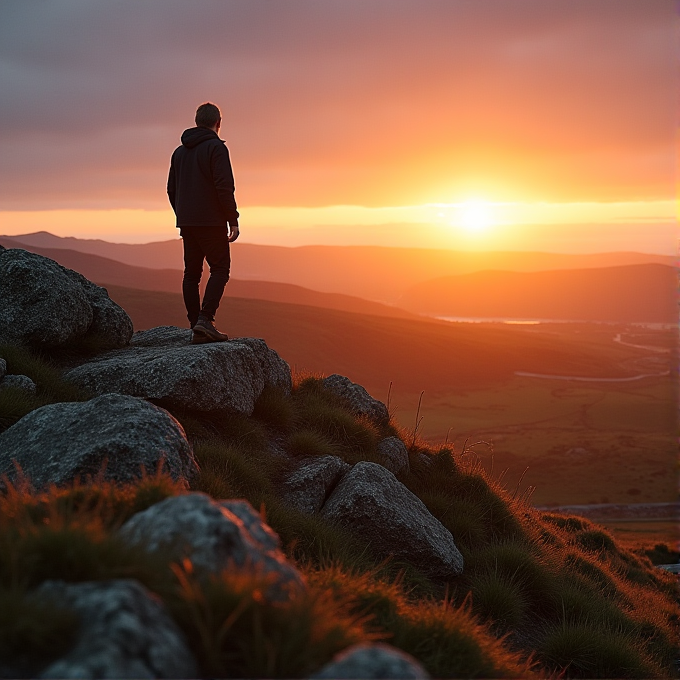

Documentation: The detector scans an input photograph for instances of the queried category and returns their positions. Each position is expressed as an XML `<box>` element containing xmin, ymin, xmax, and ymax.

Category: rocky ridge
<box><xmin>0</xmin><ymin>248</ymin><xmax>456</xmax><ymax>678</ymax></box>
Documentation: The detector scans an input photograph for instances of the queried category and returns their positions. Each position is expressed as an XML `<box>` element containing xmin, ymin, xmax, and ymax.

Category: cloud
<box><xmin>0</xmin><ymin>0</ymin><xmax>674</xmax><ymax>209</ymax></box>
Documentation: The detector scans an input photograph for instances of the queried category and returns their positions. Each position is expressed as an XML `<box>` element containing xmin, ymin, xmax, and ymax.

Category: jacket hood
<box><xmin>180</xmin><ymin>127</ymin><xmax>220</xmax><ymax>149</ymax></box>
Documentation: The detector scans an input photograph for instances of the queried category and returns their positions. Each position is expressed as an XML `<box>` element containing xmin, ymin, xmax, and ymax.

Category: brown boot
<box><xmin>192</xmin><ymin>315</ymin><xmax>229</xmax><ymax>342</ymax></box>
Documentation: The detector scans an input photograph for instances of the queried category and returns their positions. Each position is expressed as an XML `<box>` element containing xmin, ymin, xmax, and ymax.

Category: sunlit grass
<box><xmin>0</xmin><ymin>347</ymin><xmax>678</xmax><ymax>678</ymax></box>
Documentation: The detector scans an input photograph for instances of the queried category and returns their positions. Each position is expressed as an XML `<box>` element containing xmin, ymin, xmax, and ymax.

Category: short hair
<box><xmin>195</xmin><ymin>102</ymin><xmax>221</xmax><ymax>128</ymax></box>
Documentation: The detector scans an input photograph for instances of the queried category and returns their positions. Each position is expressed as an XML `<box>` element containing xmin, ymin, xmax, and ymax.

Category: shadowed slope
<box><xmin>106</xmin><ymin>285</ymin><xmax>652</xmax><ymax>396</ymax></box>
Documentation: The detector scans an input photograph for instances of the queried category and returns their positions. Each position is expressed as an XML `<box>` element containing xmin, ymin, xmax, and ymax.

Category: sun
<box><xmin>458</xmin><ymin>199</ymin><xmax>494</xmax><ymax>233</ymax></box>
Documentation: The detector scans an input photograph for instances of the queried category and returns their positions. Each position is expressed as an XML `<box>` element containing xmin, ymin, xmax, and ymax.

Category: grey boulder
<box><xmin>376</xmin><ymin>436</ymin><xmax>410</xmax><ymax>476</ymax></box>
<box><xmin>0</xmin><ymin>374</ymin><xmax>37</xmax><ymax>394</ymax></box>
<box><xmin>62</xmin><ymin>268</ymin><xmax>133</xmax><ymax>349</ymax></box>
<box><xmin>322</xmin><ymin>374</ymin><xmax>389</xmax><ymax>426</ymax></box>
<box><xmin>119</xmin><ymin>493</ymin><xmax>305</xmax><ymax>599</ymax></box>
<box><xmin>66</xmin><ymin>327</ymin><xmax>291</xmax><ymax>415</ymax></box>
<box><xmin>0</xmin><ymin>393</ymin><xmax>197</xmax><ymax>490</ymax></box>
<box><xmin>311</xmin><ymin>643</ymin><xmax>430</xmax><ymax>679</ymax></box>
<box><xmin>130</xmin><ymin>326</ymin><xmax>192</xmax><ymax>348</ymax></box>
<box><xmin>283</xmin><ymin>455</ymin><xmax>351</xmax><ymax>515</ymax></box>
<box><xmin>321</xmin><ymin>462</ymin><xmax>463</xmax><ymax>580</ymax></box>
<box><xmin>36</xmin><ymin>580</ymin><xmax>197</xmax><ymax>679</ymax></box>
<box><xmin>0</xmin><ymin>248</ymin><xmax>132</xmax><ymax>349</ymax></box>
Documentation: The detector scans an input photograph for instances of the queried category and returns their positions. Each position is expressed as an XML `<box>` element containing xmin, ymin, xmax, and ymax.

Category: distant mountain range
<box><xmin>1</xmin><ymin>232</ymin><xmax>675</xmax><ymax>323</ymax></box>
<box><xmin>0</xmin><ymin>237</ymin><xmax>420</xmax><ymax>321</ymax></box>
<box><xmin>2</xmin><ymin>231</ymin><xmax>673</xmax><ymax>302</ymax></box>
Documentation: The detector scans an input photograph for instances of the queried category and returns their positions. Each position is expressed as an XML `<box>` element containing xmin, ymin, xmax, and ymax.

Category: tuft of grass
<box><xmin>252</xmin><ymin>386</ymin><xmax>294</xmax><ymax>432</ymax></box>
<box><xmin>563</xmin><ymin>552</ymin><xmax>622</xmax><ymax>600</ymax></box>
<box><xmin>468</xmin><ymin>570</ymin><xmax>528</xmax><ymax>630</ymax></box>
<box><xmin>466</xmin><ymin>540</ymin><xmax>557</xmax><ymax>612</ymax></box>
<box><xmin>0</xmin><ymin>586</ymin><xmax>80</xmax><ymax>678</ymax></box>
<box><xmin>0</xmin><ymin>474</ymin><xmax>184</xmax><ymax>533</ymax></box>
<box><xmin>574</xmin><ymin>528</ymin><xmax>617</xmax><ymax>555</ymax></box>
<box><xmin>310</xmin><ymin>564</ymin><xmax>533</xmax><ymax>679</ymax></box>
<box><xmin>287</xmin><ymin>429</ymin><xmax>339</xmax><ymax>459</ymax></box>
<box><xmin>263</xmin><ymin>498</ymin><xmax>376</xmax><ymax>574</ymax></box>
<box><xmin>192</xmin><ymin>440</ymin><xmax>281</xmax><ymax>507</ymax></box>
<box><xmin>0</xmin><ymin>344</ymin><xmax>91</xmax><ymax>404</ymax></box>
<box><xmin>539</xmin><ymin>621</ymin><xmax>662</xmax><ymax>679</ymax></box>
<box><xmin>167</xmin><ymin>565</ymin><xmax>367</xmax><ymax>679</ymax></box>
<box><xmin>0</xmin><ymin>386</ymin><xmax>41</xmax><ymax>433</ymax></box>
<box><xmin>292</xmin><ymin>379</ymin><xmax>381</xmax><ymax>456</ymax></box>
<box><xmin>548</xmin><ymin>575</ymin><xmax>636</xmax><ymax>634</ymax></box>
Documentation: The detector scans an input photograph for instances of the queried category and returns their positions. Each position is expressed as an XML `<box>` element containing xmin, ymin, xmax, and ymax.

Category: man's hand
<box><xmin>228</xmin><ymin>225</ymin><xmax>240</xmax><ymax>242</ymax></box>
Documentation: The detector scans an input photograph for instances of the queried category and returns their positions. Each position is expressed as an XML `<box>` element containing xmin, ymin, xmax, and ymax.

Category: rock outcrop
<box><xmin>376</xmin><ymin>436</ymin><xmax>410</xmax><ymax>476</ymax></box>
<box><xmin>0</xmin><ymin>393</ymin><xmax>197</xmax><ymax>490</ymax></box>
<box><xmin>36</xmin><ymin>580</ymin><xmax>197</xmax><ymax>679</ymax></box>
<box><xmin>322</xmin><ymin>374</ymin><xmax>389</xmax><ymax>426</ymax></box>
<box><xmin>119</xmin><ymin>493</ymin><xmax>305</xmax><ymax>600</ymax></box>
<box><xmin>65</xmin><ymin>327</ymin><xmax>291</xmax><ymax>415</ymax></box>
<box><xmin>321</xmin><ymin>462</ymin><xmax>463</xmax><ymax>580</ymax></box>
<box><xmin>311</xmin><ymin>643</ymin><xmax>430</xmax><ymax>679</ymax></box>
<box><xmin>282</xmin><ymin>455</ymin><xmax>351</xmax><ymax>515</ymax></box>
<box><xmin>0</xmin><ymin>248</ymin><xmax>132</xmax><ymax>349</ymax></box>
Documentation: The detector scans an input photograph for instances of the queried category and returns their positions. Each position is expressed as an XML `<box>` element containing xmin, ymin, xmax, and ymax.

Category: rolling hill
<box><xmin>2</xmin><ymin>235</ymin><xmax>674</xmax><ymax>324</ymax></box>
<box><xmin>2</xmin><ymin>231</ymin><xmax>673</xmax><ymax>302</ymax></box>
<box><xmin>105</xmin><ymin>284</ymin><xmax>652</xmax><ymax>398</ymax></box>
<box><xmin>398</xmin><ymin>264</ymin><xmax>678</xmax><ymax>323</ymax></box>
<box><xmin>0</xmin><ymin>239</ymin><xmax>420</xmax><ymax>321</ymax></box>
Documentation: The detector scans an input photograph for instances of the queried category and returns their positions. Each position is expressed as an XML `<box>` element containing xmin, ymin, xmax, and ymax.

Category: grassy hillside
<box><xmin>399</xmin><ymin>264</ymin><xmax>678</xmax><ymax>323</ymax></box>
<box><xmin>0</xmin><ymin>345</ymin><xmax>678</xmax><ymax>678</ymax></box>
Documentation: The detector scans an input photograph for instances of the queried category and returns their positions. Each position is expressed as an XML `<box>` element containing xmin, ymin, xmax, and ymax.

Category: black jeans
<box><xmin>180</xmin><ymin>226</ymin><xmax>231</xmax><ymax>327</ymax></box>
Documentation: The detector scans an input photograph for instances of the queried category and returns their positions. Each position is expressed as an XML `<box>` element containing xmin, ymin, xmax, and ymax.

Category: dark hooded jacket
<box><xmin>167</xmin><ymin>127</ymin><xmax>239</xmax><ymax>228</ymax></box>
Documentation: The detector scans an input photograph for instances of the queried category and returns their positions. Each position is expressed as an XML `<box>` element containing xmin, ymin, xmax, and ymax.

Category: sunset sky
<box><xmin>0</xmin><ymin>0</ymin><xmax>676</xmax><ymax>252</ymax></box>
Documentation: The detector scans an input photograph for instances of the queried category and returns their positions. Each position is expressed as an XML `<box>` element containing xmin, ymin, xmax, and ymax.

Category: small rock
<box><xmin>283</xmin><ymin>455</ymin><xmax>351</xmax><ymax>515</ymax></box>
<box><xmin>376</xmin><ymin>436</ymin><xmax>409</xmax><ymax>476</ymax></box>
<box><xmin>36</xmin><ymin>580</ymin><xmax>197</xmax><ymax>679</ymax></box>
<box><xmin>321</xmin><ymin>462</ymin><xmax>463</xmax><ymax>580</ymax></box>
<box><xmin>322</xmin><ymin>374</ymin><xmax>389</xmax><ymax>426</ymax></box>
<box><xmin>66</xmin><ymin>328</ymin><xmax>291</xmax><ymax>415</ymax></box>
<box><xmin>119</xmin><ymin>493</ymin><xmax>305</xmax><ymax>599</ymax></box>
<box><xmin>0</xmin><ymin>374</ymin><xmax>37</xmax><ymax>394</ymax></box>
<box><xmin>311</xmin><ymin>643</ymin><xmax>430</xmax><ymax>679</ymax></box>
<box><xmin>0</xmin><ymin>358</ymin><xmax>6</xmax><ymax>380</ymax></box>
<box><xmin>0</xmin><ymin>393</ymin><xmax>197</xmax><ymax>490</ymax></box>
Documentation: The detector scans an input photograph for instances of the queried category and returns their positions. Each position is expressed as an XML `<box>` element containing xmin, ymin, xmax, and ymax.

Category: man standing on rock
<box><xmin>167</xmin><ymin>102</ymin><xmax>239</xmax><ymax>343</ymax></box>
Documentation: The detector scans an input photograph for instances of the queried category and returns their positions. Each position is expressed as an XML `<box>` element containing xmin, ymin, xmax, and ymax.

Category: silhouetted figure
<box><xmin>167</xmin><ymin>102</ymin><xmax>239</xmax><ymax>343</ymax></box>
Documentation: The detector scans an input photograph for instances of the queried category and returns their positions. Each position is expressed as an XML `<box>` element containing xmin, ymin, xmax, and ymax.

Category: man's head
<box><xmin>195</xmin><ymin>102</ymin><xmax>221</xmax><ymax>132</ymax></box>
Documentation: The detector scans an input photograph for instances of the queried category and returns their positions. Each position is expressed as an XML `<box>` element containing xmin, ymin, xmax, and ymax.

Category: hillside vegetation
<box><xmin>1</xmin><ymin>344</ymin><xmax>678</xmax><ymax>678</ymax></box>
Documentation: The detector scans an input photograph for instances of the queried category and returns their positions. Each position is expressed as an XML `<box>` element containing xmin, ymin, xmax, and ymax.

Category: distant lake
<box><xmin>435</xmin><ymin>316</ymin><xmax>675</xmax><ymax>330</ymax></box>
